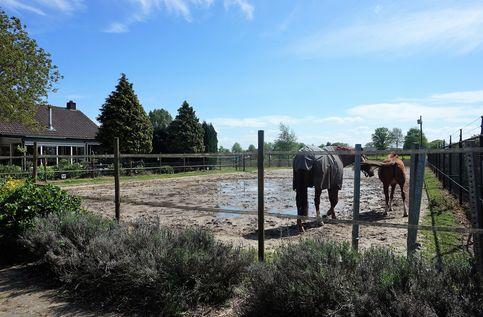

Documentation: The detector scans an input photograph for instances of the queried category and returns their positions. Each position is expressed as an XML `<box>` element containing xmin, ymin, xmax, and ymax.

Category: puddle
<box><xmin>214</xmin><ymin>176</ymin><xmax>348</xmax><ymax>219</ymax></box>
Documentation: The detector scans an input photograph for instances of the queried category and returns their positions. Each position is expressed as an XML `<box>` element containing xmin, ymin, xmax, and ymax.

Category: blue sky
<box><xmin>2</xmin><ymin>0</ymin><xmax>483</xmax><ymax>148</ymax></box>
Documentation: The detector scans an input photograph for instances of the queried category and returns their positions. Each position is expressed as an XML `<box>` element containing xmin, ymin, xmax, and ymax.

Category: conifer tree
<box><xmin>149</xmin><ymin>108</ymin><xmax>172</xmax><ymax>153</ymax></box>
<box><xmin>202</xmin><ymin>121</ymin><xmax>218</xmax><ymax>153</ymax></box>
<box><xmin>97</xmin><ymin>74</ymin><xmax>153</xmax><ymax>153</ymax></box>
<box><xmin>166</xmin><ymin>101</ymin><xmax>204</xmax><ymax>153</ymax></box>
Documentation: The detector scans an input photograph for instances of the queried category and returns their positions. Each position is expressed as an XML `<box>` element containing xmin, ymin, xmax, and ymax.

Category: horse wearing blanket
<box><xmin>292</xmin><ymin>145</ymin><xmax>375</xmax><ymax>232</ymax></box>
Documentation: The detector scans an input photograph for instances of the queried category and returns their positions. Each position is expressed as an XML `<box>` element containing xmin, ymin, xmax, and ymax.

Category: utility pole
<box><xmin>417</xmin><ymin>116</ymin><xmax>423</xmax><ymax>147</ymax></box>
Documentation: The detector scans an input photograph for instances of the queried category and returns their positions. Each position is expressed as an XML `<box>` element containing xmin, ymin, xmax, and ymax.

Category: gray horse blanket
<box><xmin>293</xmin><ymin>145</ymin><xmax>344</xmax><ymax>190</ymax></box>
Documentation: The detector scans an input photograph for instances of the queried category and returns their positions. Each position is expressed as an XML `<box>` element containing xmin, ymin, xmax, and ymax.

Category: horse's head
<box><xmin>335</xmin><ymin>146</ymin><xmax>375</xmax><ymax>177</ymax></box>
<box><xmin>361</xmin><ymin>154</ymin><xmax>375</xmax><ymax>177</ymax></box>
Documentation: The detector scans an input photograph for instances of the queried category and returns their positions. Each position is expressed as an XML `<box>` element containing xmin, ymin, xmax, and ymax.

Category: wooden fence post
<box><xmin>258</xmin><ymin>130</ymin><xmax>265</xmax><ymax>262</ymax></box>
<box><xmin>242</xmin><ymin>154</ymin><xmax>246</xmax><ymax>172</ymax></box>
<box><xmin>33</xmin><ymin>141</ymin><xmax>38</xmax><ymax>183</ymax></box>
<box><xmin>114</xmin><ymin>137</ymin><xmax>121</xmax><ymax>222</ymax></box>
<box><xmin>442</xmin><ymin>140</ymin><xmax>446</xmax><ymax>189</ymax></box>
<box><xmin>352</xmin><ymin>144</ymin><xmax>362</xmax><ymax>250</ymax></box>
<box><xmin>407</xmin><ymin>145</ymin><xmax>426</xmax><ymax>256</ymax></box>
<box><xmin>465</xmin><ymin>142</ymin><xmax>483</xmax><ymax>277</ymax></box>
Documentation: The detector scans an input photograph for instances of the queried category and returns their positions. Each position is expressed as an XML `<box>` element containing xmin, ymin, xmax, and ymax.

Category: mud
<box><xmin>66</xmin><ymin>168</ymin><xmax>427</xmax><ymax>253</ymax></box>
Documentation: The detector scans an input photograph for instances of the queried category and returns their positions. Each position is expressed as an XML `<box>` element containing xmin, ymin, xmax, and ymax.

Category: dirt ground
<box><xmin>66</xmin><ymin>168</ymin><xmax>427</xmax><ymax>253</ymax></box>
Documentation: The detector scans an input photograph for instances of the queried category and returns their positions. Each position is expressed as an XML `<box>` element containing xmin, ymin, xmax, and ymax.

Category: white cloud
<box><xmin>103</xmin><ymin>22</ymin><xmax>129</xmax><ymax>33</ymax></box>
<box><xmin>0</xmin><ymin>0</ymin><xmax>84</xmax><ymax>15</ymax></box>
<box><xmin>106</xmin><ymin>0</ymin><xmax>253</xmax><ymax>32</ymax></box>
<box><xmin>429</xmin><ymin>90</ymin><xmax>483</xmax><ymax>104</ymax></box>
<box><xmin>224</xmin><ymin>0</ymin><xmax>253</xmax><ymax>20</ymax></box>
<box><xmin>292</xmin><ymin>4</ymin><xmax>483</xmax><ymax>57</ymax></box>
<box><xmin>0</xmin><ymin>0</ymin><xmax>46</xmax><ymax>15</ymax></box>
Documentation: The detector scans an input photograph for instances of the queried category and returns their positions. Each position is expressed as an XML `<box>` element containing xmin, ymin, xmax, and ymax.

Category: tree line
<box><xmin>367</xmin><ymin>127</ymin><xmax>444</xmax><ymax>150</ymax></box>
<box><xmin>96</xmin><ymin>74</ymin><xmax>218</xmax><ymax>154</ymax></box>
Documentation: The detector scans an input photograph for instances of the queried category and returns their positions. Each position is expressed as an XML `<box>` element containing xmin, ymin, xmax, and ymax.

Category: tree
<box><xmin>364</xmin><ymin>142</ymin><xmax>375</xmax><ymax>149</ymax></box>
<box><xmin>323</xmin><ymin>142</ymin><xmax>349</xmax><ymax>148</ymax></box>
<box><xmin>403</xmin><ymin>128</ymin><xmax>428</xmax><ymax>149</ymax></box>
<box><xmin>166</xmin><ymin>101</ymin><xmax>204</xmax><ymax>153</ymax></box>
<box><xmin>264</xmin><ymin>142</ymin><xmax>274</xmax><ymax>152</ymax></box>
<box><xmin>247</xmin><ymin>144</ymin><xmax>256</xmax><ymax>152</ymax></box>
<box><xmin>219</xmin><ymin>146</ymin><xmax>230</xmax><ymax>153</ymax></box>
<box><xmin>202</xmin><ymin>122</ymin><xmax>218</xmax><ymax>153</ymax></box>
<box><xmin>371</xmin><ymin>127</ymin><xmax>392</xmax><ymax>150</ymax></box>
<box><xmin>97</xmin><ymin>74</ymin><xmax>153</xmax><ymax>153</ymax></box>
<box><xmin>0</xmin><ymin>11</ymin><xmax>61</xmax><ymax>125</ymax></box>
<box><xmin>389</xmin><ymin>128</ymin><xmax>403</xmax><ymax>148</ymax></box>
<box><xmin>231</xmin><ymin>142</ymin><xmax>243</xmax><ymax>153</ymax></box>
<box><xmin>149</xmin><ymin>108</ymin><xmax>172</xmax><ymax>153</ymax></box>
<box><xmin>273</xmin><ymin>123</ymin><xmax>298</xmax><ymax>151</ymax></box>
<box><xmin>428</xmin><ymin>139</ymin><xmax>444</xmax><ymax>149</ymax></box>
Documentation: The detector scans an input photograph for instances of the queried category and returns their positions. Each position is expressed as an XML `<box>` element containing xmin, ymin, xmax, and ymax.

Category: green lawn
<box><xmin>48</xmin><ymin>166</ymin><xmax>264</xmax><ymax>187</ymax></box>
<box><xmin>421</xmin><ymin>168</ymin><xmax>471</xmax><ymax>262</ymax></box>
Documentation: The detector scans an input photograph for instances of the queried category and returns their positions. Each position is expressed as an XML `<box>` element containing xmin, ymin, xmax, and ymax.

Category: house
<box><xmin>0</xmin><ymin>101</ymin><xmax>100</xmax><ymax>166</ymax></box>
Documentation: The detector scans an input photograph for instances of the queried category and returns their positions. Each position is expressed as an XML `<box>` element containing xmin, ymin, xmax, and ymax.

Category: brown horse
<box><xmin>377</xmin><ymin>153</ymin><xmax>408</xmax><ymax>217</ymax></box>
<box><xmin>293</xmin><ymin>146</ymin><xmax>375</xmax><ymax>232</ymax></box>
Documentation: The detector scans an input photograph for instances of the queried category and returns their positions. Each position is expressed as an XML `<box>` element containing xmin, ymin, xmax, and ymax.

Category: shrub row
<box><xmin>239</xmin><ymin>239</ymin><xmax>482</xmax><ymax>317</ymax></box>
<box><xmin>21</xmin><ymin>213</ymin><xmax>252</xmax><ymax>315</ymax></box>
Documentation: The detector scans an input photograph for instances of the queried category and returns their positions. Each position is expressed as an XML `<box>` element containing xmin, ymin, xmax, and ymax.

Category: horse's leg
<box><xmin>295</xmin><ymin>172</ymin><xmax>308</xmax><ymax>232</ymax></box>
<box><xmin>328</xmin><ymin>188</ymin><xmax>339</xmax><ymax>219</ymax></box>
<box><xmin>389</xmin><ymin>183</ymin><xmax>396</xmax><ymax>211</ymax></box>
<box><xmin>400</xmin><ymin>182</ymin><xmax>408</xmax><ymax>217</ymax></box>
<box><xmin>383</xmin><ymin>184</ymin><xmax>389</xmax><ymax>215</ymax></box>
<box><xmin>314</xmin><ymin>186</ymin><xmax>322</xmax><ymax>218</ymax></box>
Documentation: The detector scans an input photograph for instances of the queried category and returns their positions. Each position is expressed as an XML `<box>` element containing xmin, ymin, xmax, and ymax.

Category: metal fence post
<box><xmin>258</xmin><ymin>130</ymin><xmax>265</xmax><ymax>262</ymax></box>
<box><xmin>442</xmin><ymin>140</ymin><xmax>446</xmax><ymax>189</ymax></box>
<box><xmin>408</xmin><ymin>146</ymin><xmax>426</xmax><ymax>256</ymax></box>
<box><xmin>449</xmin><ymin>136</ymin><xmax>452</xmax><ymax>194</ymax></box>
<box><xmin>114</xmin><ymin>137</ymin><xmax>121</xmax><ymax>222</ymax></box>
<box><xmin>465</xmin><ymin>141</ymin><xmax>483</xmax><ymax>277</ymax></box>
<box><xmin>459</xmin><ymin>129</ymin><xmax>463</xmax><ymax>205</ymax></box>
<box><xmin>33</xmin><ymin>141</ymin><xmax>38</xmax><ymax>183</ymax></box>
<box><xmin>352</xmin><ymin>144</ymin><xmax>362</xmax><ymax>250</ymax></box>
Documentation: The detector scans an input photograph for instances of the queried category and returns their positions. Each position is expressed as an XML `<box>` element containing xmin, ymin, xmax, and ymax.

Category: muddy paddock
<box><xmin>66</xmin><ymin>168</ymin><xmax>427</xmax><ymax>253</ymax></box>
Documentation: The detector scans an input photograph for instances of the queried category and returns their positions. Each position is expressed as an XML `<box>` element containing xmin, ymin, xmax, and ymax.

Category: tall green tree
<box><xmin>247</xmin><ymin>144</ymin><xmax>256</xmax><ymax>152</ymax></box>
<box><xmin>371</xmin><ymin>127</ymin><xmax>393</xmax><ymax>150</ymax></box>
<box><xmin>202</xmin><ymin>122</ymin><xmax>218</xmax><ymax>153</ymax></box>
<box><xmin>428</xmin><ymin>139</ymin><xmax>444</xmax><ymax>149</ymax></box>
<box><xmin>273</xmin><ymin>123</ymin><xmax>298</xmax><ymax>151</ymax></box>
<box><xmin>389</xmin><ymin>128</ymin><xmax>403</xmax><ymax>148</ymax></box>
<box><xmin>0</xmin><ymin>11</ymin><xmax>61</xmax><ymax>125</ymax></box>
<box><xmin>166</xmin><ymin>101</ymin><xmax>204</xmax><ymax>153</ymax></box>
<box><xmin>231</xmin><ymin>142</ymin><xmax>243</xmax><ymax>153</ymax></box>
<box><xmin>97</xmin><ymin>74</ymin><xmax>153</xmax><ymax>153</ymax></box>
<box><xmin>403</xmin><ymin>128</ymin><xmax>428</xmax><ymax>149</ymax></box>
<box><xmin>149</xmin><ymin>108</ymin><xmax>172</xmax><ymax>153</ymax></box>
<box><xmin>219</xmin><ymin>146</ymin><xmax>230</xmax><ymax>153</ymax></box>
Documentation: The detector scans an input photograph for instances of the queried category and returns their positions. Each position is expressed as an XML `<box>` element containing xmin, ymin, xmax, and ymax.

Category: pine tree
<box><xmin>202</xmin><ymin>121</ymin><xmax>218</xmax><ymax>153</ymax></box>
<box><xmin>149</xmin><ymin>108</ymin><xmax>172</xmax><ymax>153</ymax></box>
<box><xmin>96</xmin><ymin>74</ymin><xmax>153</xmax><ymax>153</ymax></box>
<box><xmin>166</xmin><ymin>101</ymin><xmax>204</xmax><ymax>153</ymax></box>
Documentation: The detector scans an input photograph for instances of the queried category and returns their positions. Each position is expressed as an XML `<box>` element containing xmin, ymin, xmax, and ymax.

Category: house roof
<box><xmin>0</xmin><ymin>105</ymin><xmax>98</xmax><ymax>140</ymax></box>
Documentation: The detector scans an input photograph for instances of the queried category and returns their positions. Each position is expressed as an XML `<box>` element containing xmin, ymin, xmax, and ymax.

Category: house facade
<box><xmin>0</xmin><ymin>101</ymin><xmax>100</xmax><ymax>165</ymax></box>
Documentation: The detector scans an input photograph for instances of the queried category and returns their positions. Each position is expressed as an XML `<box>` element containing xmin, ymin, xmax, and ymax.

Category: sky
<box><xmin>1</xmin><ymin>0</ymin><xmax>483</xmax><ymax>148</ymax></box>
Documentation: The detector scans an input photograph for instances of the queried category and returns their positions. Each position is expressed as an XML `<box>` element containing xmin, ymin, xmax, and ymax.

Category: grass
<box><xmin>48</xmin><ymin>167</ymin><xmax>260</xmax><ymax>187</ymax></box>
<box><xmin>421</xmin><ymin>168</ymin><xmax>470</xmax><ymax>262</ymax></box>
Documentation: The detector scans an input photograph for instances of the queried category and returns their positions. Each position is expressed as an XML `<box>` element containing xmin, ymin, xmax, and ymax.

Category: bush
<box><xmin>239</xmin><ymin>239</ymin><xmax>482</xmax><ymax>317</ymax></box>
<box><xmin>55</xmin><ymin>159</ymin><xmax>88</xmax><ymax>178</ymax></box>
<box><xmin>0</xmin><ymin>182</ymin><xmax>81</xmax><ymax>240</ymax></box>
<box><xmin>0</xmin><ymin>164</ymin><xmax>23</xmax><ymax>178</ymax></box>
<box><xmin>160</xmin><ymin>165</ymin><xmax>174</xmax><ymax>174</ymax></box>
<box><xmin>21</xmin><ymin>213</ymin><xmax>253</xmax><ymax>315</ymax></box>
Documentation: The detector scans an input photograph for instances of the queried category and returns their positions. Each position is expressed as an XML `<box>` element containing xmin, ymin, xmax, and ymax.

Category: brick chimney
<box><xmin>66</xmin><ymin>100</ymin><xmax>76</xmax><ymax>110</ymax></box>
